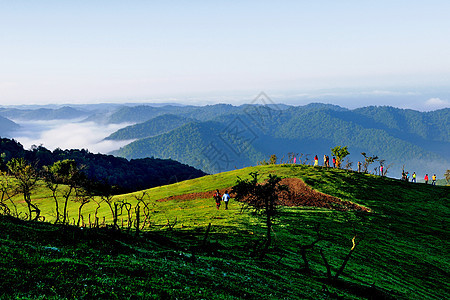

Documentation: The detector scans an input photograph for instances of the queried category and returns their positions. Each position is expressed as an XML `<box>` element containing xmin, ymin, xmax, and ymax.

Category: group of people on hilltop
<box><xmin>402</xmin><ymin>171</ymin><xmax>437</xmax><ymax>185</ymax></box>
<box><xmin>314</xmin><ymin>155</ymin><xmax>336</xmax><ymax>168</ymax></box>
<box><xmin>423</xmin><ymin>173</ymin><xmax>437</xmax><ymax>185</ymax></box>
<box><xmin>213</xmin><ymin>189</ymin><xmax>230</xmax><ymax>210</ymax></box>
<box><xmin>311</xmin><ymin>154</ymin><xmax>440</xmax><ymax>185</ymax></box>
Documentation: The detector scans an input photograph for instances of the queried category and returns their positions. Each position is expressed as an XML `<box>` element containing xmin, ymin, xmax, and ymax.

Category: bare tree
<box><xmin>0</xmin><ymin>170</ymin><xmax>19</xmax><ymax>217</ymax></box>
<box><xmin>102</xmin><ymin>193</ymin><xmax>118</xmax><ymax>228</ymax></box>
<box><xmin>287</xmin><ymin>152</ymin><xmax>298</xmax><ymax>164</ymax></box>
<box><xmin>320</xmin><ymin>234</ymin><xmax>362</xmax><ymax>284</ymax></box>
<box><xmin>298</xmin><ymin>224</ymin><xmax>322</xmax><ymax>272</ymax></box>
<box><xmin>344</xmin><ymin>158</ymin><xmax>353</xmax><ymax>171</ymax></box>
<box><xmin>74</xmin><ymin>187</ymin><xmax>92</xmax><ymax>227</ymax></box>
<box><xmin>303</xmin><ymin>154</ymin><xmax>310</xmax><ymax>165</ymax></box>
<box><xmin>360</xmin><ymin>152</ymin><xmax>378</xmax><ymax>173</ymax></box>
<box><xmin>134</xmin><ymin>191</ymin><xmax>154</xmax><ymax>230</ymax></box>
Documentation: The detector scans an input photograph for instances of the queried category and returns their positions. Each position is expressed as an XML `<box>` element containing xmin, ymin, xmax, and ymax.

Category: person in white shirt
<box><xmin>222</xmin><ymin>191</ymin><xmax>231</xmax><ymax>210</ymax></box>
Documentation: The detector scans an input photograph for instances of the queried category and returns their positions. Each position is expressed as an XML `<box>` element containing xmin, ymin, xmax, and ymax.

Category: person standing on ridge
<box><xmin>314</xmin><ymin>155</ymin><xmax>319</xmax><ymax>167</ymax></box>
<box><xmin>323</xmin><ymin>155</ymin><xmax>327</xmax><ymax>167</ymax></box>
<box><xmin>432</xmin><ymin>174</ymin><xmax>437</xmax><ymax>185</ymax></box>
<box><xmin>412</xmin><ymin>172</ymin><xmax>416</xmax><ymax>183</ymax></box>
<box><xmin>213</xmin><ymin>189</ymin><xmax>222</xmax><ymax>209</ymax></box>
<box><xmin>424</xmin><ymin>174</ymin><xmax>429</xmax><ymax>184</ymax></box>
<box><xmin>222</xmin><ymin>191</ymin><xmax>230</xmax><ymax>210</ymax></box>
<box><xmin>332</xmin><ymin>157</ymin><xmax>336</xmax><ymax>168</ymax></box>
<box><xmin>380</xmin><ymin>165</ymin><xmax>384</xmax><ymax>176</ymax></box>
<box><xmin>357</xmin><ymin>161</ymin><xmax>361</xmax><ymax>172</ymax></box>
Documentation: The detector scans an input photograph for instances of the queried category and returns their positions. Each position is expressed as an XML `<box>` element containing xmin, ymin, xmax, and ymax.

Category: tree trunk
<box><xmin>300</xmin><ymin>248</ymin><xmax>310</xmax><ymax>271</ymax></box>
<box><xmin>334</xmin><ymin>235</ymin><xmax>360</xmax><ymax>281</ymax></box>
<box><xmin>25</xmin><ymin>193</ymin><xmax>40</xmax><ymax>221</ymax></box>
<box><xmin>202</xmin><ymin>223</ymin><xmax>212</xmax><ymax>247</ymax></box>
<box><xmin>135</xmin><ymin>204</ymin><xmax>140</xmax><ymax>237</ymax></box>
<box><xmin>62</xmin><ymin>187</ymin><xmax>73</xmax><ymax>224</ymax></box>
<box><xmin>320</xmin><ymin>248</ymin><xmax>332</xmax><ymax>283</ymax></box>
<box><xmin>77</xmin><ymin>202</ymin><xmax>87</xmax><ymax>227</ymax></box>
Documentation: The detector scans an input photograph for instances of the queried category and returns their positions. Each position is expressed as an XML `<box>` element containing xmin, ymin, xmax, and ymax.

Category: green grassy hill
<box><xmin>1</xmin><ymin>165</ymin><xmax>449</xmax><ymax>299</ymax></box>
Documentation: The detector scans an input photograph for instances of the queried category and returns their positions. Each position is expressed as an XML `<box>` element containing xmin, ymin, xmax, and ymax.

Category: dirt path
<box><xmin>159</xmin><ymin>177</ymin><xmax>369</xmax><ymax>212</ymax></box>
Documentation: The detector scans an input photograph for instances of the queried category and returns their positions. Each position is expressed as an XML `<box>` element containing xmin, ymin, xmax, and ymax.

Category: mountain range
<box><xmin>1</xmin><ymin>103</ymin><xmax>449</xmax><ymax>179</ymax></box>
<box><xmin>106</xmin><ymin>104</ymin><xmax>449</xmax><ymax>178</ymax></box>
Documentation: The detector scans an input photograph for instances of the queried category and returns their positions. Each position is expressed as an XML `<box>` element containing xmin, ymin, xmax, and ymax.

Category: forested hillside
<box><xmin>111</xmin><ymin>105</ymin><xmax>450</xmax><ymax>178</ymax></box>
<box><xmin>1</xmin><ymin>103</ymin><xmax>448</xmax><ymax>179</ymax></box>
<box><xmin>0</xmin><ymin>138</ymin><xmax>206</xmax><ymax>193</ymax></box>
<box><xmin>105</xmin><ymin>114</ymin><xmax>196</xmax><ymax>140</ymax></box>
<box><xmin>106</xmin><ymin>103</ymin><xmax>240</xmax><ymax>124</ymax></box>
<box><xmin>0</xmin><ymin>116</ymin><xmax>19</xmax><ymax>136</ymax></box>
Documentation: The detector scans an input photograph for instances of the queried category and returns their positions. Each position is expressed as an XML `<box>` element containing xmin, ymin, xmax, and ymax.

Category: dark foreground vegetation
<box><xmin>0</xmin><ymin>215</ymin><xmax>397</xmax><ymax>300</ymax></box>
<box><xmin>0</xmin><ymin>165</ymin><xmax>448</xmax><ymax>299</ymax></box>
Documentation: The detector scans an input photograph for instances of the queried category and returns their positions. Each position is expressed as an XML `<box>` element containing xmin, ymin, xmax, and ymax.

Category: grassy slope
<box><xmin>1</xmin><ymin>165</ymin><xmax>449</xmax><ymax>299</ymax></box>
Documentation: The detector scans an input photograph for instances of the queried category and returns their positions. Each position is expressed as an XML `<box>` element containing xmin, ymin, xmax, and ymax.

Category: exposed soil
<box><xmin>159</xmin><ymin>177</ymin><xmax>369</xmax><ymax>212</ymax></box>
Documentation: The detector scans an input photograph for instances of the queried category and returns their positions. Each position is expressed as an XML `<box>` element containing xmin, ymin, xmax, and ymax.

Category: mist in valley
<box><xmin>10</xmin><ymin>119</ymin><xmax>134</xmax><ymax>154</ymax></box>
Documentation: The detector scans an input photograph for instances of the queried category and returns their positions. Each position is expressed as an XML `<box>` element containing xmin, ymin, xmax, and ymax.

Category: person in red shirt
<box><xmin>424</xmin><ymin>174</ymin><xmax>429</xmax><ymax>184</ymax></box>
<box><xmin>213</xmin><ymin>189</ymin><xmax>222</xmax><ymax>209</ymax></box>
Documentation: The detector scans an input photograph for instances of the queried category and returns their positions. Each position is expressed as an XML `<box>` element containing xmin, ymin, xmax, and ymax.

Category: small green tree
<box><xmin>7</xmin><ymin>158</ymin><xmax>40</xmax><ymax>221</ymax></box>
<box><xmin>232</xmin><ymin>172</ymin><xmax>287</xmax><ymax>256</ymax></box>
<box><xmin>269</xmin><ymin>154</ymin><xmax>278</xmax><ymax>165</ymax></box>
<box><xmin>45</xmin><ymin>159</ymin><xmax>86</xmax><ymax>224</ymax></box>
<box><xmin>0</xmin><ymin>153</ymin><xmax>6</xmax><ymax>171</ymax></box>
<box><xmin>331</xmin><ymin>146</ymin><xmax>349</xmax><ymax>169</ymax></box>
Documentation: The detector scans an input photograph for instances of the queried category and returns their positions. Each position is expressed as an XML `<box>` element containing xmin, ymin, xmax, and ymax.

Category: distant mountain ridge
<box><xmin>0</xmin><ymin>106</ymin><xmax>90</xmax><ymax>120</ymax></box>
<box><xmin>110</xmin><ymin>104</ymin><xmax>449</xmax><ymax>178</ymax></box>
<box><xmin>105</xmin><ymin>114</ymin><xmax>196</xmax><ymax>140</ymax></box>
<box><xmin>1</xmin><ymin>102</ymin><xmax>448</xmax><ymax>179</ymax></box>
<box><xmin>106</xmin><ymin>103</ymin><xmax>240</xmax><ymax>124</ymax></box>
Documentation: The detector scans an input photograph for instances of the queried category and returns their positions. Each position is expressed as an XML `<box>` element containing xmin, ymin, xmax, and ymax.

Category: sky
<box><xmin>1</xmin><ymin>1</ymin><xmax>450</xmax><ymax>110</ymax></box>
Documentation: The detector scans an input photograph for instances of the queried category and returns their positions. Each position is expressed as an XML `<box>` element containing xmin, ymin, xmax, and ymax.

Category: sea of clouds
<box><xmin>10</xmin><ymin>119</ymin><xmax>134</xmax><ymax>154</ymax></box>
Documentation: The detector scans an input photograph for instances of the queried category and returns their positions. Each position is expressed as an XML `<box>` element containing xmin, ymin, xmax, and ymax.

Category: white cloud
<box><xmin>11</xmin><ymin>119</ymin><xmax>134</xmax><ymax>154</ymax></box>
<box><xmin>425</xmin><ymin>97</ymin><xmax>450</xmax><ymax>109</ymax></box>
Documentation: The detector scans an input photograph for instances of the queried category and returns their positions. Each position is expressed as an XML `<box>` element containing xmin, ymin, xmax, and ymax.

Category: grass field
<box><xmin>1</xmin><ymin>164</ymin><xmax>449</xmax><ymax>299</ymax></box>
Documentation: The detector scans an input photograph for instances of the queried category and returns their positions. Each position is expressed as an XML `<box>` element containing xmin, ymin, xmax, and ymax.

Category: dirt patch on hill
<box><xmin>278</xmin><ymin>178</ymin><xmax>369</xmax><ymax>211</ymax></box>
<box><xmin>159</xmin><ymin>178</ymin><xmax>369</xmax><ymax>212</ymax></box>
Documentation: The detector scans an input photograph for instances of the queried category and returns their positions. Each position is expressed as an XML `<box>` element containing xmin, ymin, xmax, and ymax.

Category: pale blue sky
<box><xmin>1</xmin><ymin>1</ymin><xmax>450</xmax><ymax>110</ymax></box>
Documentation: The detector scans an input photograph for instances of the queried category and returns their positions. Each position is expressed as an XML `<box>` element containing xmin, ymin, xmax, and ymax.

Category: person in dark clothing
<box><xmin>213</xmin><ymin>189</ymin><xmax>222</xmax><ymax>209</ymax></box>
